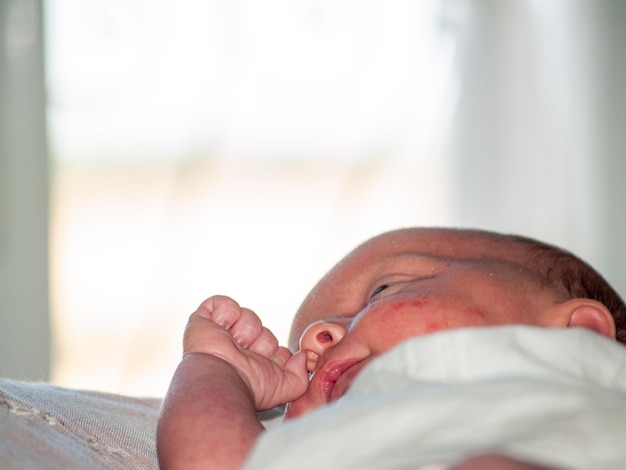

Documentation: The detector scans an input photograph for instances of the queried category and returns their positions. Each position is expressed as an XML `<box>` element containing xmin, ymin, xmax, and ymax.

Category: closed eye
<box><xmin>370</xmin><ymin>284</ymin><xmax>389</xmax><ymax>299</ymax></box>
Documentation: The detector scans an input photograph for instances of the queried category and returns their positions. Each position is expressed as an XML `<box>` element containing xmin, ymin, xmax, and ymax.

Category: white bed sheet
<box><xmin>243</xmin><ymin>326</ymin><xmax>626</xmax><ymax>470</ymax></box>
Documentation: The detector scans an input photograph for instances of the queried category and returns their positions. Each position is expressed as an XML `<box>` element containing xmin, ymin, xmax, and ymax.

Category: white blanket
<box><xmin>244</xmin><ymin>326</ymin><xmax>626</xmax><ymax>470</ymax></box>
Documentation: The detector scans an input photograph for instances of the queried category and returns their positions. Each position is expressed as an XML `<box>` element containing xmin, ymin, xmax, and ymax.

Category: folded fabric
<box><xmin>244</xmin><ymin>326</ymin><xmax>626</xmax><ymax>470</ymax></box>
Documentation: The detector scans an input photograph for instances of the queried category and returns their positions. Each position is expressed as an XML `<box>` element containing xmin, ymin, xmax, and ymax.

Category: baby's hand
<box><xmin>183</xmin><ymin>295</ymin><xmax>308</xmax><ymax>411</ymax></box>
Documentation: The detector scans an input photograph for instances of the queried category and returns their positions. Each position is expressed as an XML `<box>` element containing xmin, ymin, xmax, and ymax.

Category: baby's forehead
<box><xmin>346</xmin><ymin>228</ymin><xmax>531</xmax><ymax>268</ymax></box>
<box><xmin>289</xmin><ymin>229</ymin><xmax>535</xmax><ymax>347</ymax></box>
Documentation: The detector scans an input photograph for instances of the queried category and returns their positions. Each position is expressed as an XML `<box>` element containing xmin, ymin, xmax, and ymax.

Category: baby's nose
<box><xmin>299</xmin><ymin>321</ymin><xmax>347</xmax><ymax>372</ymax></box>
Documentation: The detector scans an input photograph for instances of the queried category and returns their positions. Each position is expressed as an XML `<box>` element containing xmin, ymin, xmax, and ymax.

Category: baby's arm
<box><xmin>157</xmin><ymin>296</ymin><xmax>308</xmax><ymax>469</ymax></box>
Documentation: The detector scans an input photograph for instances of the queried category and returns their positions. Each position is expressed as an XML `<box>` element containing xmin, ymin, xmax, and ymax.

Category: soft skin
<box><xmin>157</xmin><ymin>296</ymin><xmax>308</xmax><ymax>469</ymax></box>
<box><xmin>158</xmin><ymin>228</ymin><xmax>615</xmax><ymax>469</ymax></box>
<box><xmin>286</xmin><ymin>228</ymin><xmax>615</xmax><ymax>417</ymax></box>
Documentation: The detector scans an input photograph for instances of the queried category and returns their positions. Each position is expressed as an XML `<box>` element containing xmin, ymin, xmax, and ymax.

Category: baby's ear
<box><xmin>552</xmin><ymin>298</ymin><xmax>616</xmax><ymax>339</ymax></box>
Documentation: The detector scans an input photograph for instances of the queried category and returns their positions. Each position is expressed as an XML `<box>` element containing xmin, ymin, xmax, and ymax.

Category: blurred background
<box><xmin>1</xmin><ymin>0</ymin><xmax>624</xmax><ymax>397</ymax></box>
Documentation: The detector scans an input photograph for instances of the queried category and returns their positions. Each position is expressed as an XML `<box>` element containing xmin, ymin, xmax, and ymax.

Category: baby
<box><xmin>157</xmin><ymin>227</ymin><xmax>626</xmax><ymax>469</ymax></box>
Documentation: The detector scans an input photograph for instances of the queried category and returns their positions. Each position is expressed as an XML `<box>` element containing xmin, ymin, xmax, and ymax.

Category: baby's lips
<box><xmin>329</xmin><ymin>359</ymin><xmax>370</xmax><ymax>401</ymax></box>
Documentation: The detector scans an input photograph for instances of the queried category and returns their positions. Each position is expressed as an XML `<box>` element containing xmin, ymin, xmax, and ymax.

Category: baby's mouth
<box><xmin>319</xmin><ymin>358</ymin><xmax>369</xmax><ymax>402</ymax></box>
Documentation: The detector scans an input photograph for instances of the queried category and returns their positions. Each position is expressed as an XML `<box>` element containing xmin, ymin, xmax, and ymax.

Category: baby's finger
<box><xmin>229</xmin><ymin>307</ymin><xmax>263</xmax><ymax>347</ymax></box>
<box><xmin>194</xmin><ymin>295</ymin><xmax>243</xmax><ymax>330</ymax></box>
<box><xmin>270</xmin><ymin>346</ymin><xmax>295</xmax><ymax>369</ymax></box>
<box><xmin>247</xmin><ymin>327</ymin><xmax>279</xmax><ymax>357</ymax></box>
<box><xmin>183</xmin><ymin>315</ymin><xmax>233</xmax><ymax>356</ymax></box>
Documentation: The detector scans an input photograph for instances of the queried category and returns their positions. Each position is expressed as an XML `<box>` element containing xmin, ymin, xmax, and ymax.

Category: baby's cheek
<box><xmin>459</xmin><ymin>307</ymin><xmax>485</xmax><ymax>318</ymax></box>
<box><xmin>423</xmin><ymin>321</ymin><xmax>447</xmax><ymax>333</ymax></box>
<box><xmin>368</xmin><ymin>299</ymin><xmax>447</xmax><ymax>339</ymax></box>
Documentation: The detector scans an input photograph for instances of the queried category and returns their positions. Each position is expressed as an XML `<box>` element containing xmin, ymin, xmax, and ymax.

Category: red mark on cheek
<box><xmin>424</xmin><ymin>322</ymin><xmax>447</xmax><ymax>333</ymax></box>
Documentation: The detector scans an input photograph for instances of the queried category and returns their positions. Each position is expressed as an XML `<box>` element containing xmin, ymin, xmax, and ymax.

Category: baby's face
<box><xmin>285</xmin><ymin>228</ymin><xmax>567</xmax><ymax>418</ymax></box>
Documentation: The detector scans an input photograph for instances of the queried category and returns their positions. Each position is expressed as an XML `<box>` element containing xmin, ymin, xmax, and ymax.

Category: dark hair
<box><xmin>510</xmin><ymin>234</ymin><xmax>626</xmax><ymax>345</ymax></box>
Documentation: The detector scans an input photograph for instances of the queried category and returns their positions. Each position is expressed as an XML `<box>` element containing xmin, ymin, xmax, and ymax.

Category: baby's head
<box><xmin>285</xmin><ymin>228</ymin><xmax>626</xmax><ymax>417</ymax></box>
<box><xmin>290</xmin><ymin>228</ymin><xmax>626</xmax><ymax>349</ymax></box>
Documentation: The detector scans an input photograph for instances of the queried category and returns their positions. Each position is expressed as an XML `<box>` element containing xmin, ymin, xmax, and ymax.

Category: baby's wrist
<box><xmin>181</xmin><ymin>353</ymin><xmax>256</xmax><ymax>404</ymax></box>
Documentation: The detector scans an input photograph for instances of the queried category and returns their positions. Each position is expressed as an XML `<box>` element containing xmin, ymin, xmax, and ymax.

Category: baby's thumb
<box><xmin>284</xmin><ymin>350</ymin><xmax>309</xmax><ymax>395</ymax></box>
